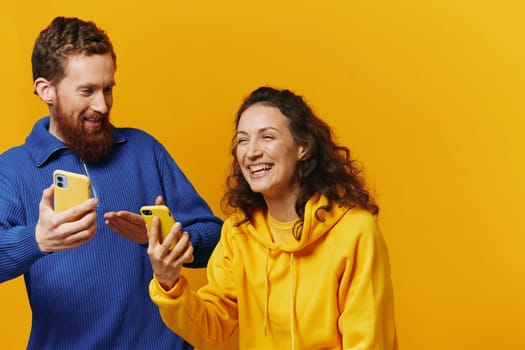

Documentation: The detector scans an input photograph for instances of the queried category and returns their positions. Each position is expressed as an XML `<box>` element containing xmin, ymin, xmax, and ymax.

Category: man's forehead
<box><xmin>61</xmin><ymin>53</ymin><xmax>115</xmax><ymax>85</ymax></box>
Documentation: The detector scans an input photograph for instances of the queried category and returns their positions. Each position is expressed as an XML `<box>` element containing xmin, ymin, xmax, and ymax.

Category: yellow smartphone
<box><xmin>140</xmin><ymin>205</ymin><xmax>177</xmax><ymax>249</ymax></box>
<box><xmin>53</xmin><ymin>170</ymin><xmax>91</xmax><ymax>212</ymax></box>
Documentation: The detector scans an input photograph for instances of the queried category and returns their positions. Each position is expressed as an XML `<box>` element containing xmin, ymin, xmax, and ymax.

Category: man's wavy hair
<box><xmin>222</xmin><ymin>86</ymin><xmax>379</xmax><ymax>239</ymax></box>
<box><xmin>31</xmin><ymin>16</ymin><xmax>116</xmax><ymax>90</ymax></box>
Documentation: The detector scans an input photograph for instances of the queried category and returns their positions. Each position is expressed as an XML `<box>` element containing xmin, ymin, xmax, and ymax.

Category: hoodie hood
<box><xmin>236</xmin><ymin>193</ymin><xmax>351</xmax><ymax>253</ymax></box>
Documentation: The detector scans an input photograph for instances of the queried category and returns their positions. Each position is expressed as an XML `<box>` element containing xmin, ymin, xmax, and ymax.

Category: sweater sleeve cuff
<box><xmin>11</xmin><ymin>225</ymin><xmax>50</xmax><ymax>258</ymax></box>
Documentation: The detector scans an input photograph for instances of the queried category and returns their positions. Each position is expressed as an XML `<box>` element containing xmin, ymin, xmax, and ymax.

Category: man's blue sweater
<box><xmin>0</xmin><ymin>117</ymin><xmax>223</xmax><ymax>349</ymax></box>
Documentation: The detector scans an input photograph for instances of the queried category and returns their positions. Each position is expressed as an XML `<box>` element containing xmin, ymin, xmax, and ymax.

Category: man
<box><xmin>0</xmin><ymin>16</ymin><xmax>222</xmax><ymax>349</ymax></box>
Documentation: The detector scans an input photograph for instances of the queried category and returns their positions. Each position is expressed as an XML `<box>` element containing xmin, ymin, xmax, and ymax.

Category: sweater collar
<box><xmin>25</xmin><ymin>117</ymin><xmax>126</xmax><ymax>167</ymax></box>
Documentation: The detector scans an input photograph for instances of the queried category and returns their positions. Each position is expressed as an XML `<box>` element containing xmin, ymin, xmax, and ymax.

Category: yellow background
<box><xmin>1</xmin><ymin>1</ymin><xmax>524</xmax><ymax>349</ymax></box>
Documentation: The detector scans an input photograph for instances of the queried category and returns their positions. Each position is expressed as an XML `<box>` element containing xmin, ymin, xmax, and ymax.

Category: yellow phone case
<box><xmin>53</xmin><ymin>170</ymin><xmax>91</xmax><ymax>212</ymax></box>
<box><xmin>141</xmin><ymin>205</ymin><xmax>194</xmax><ymax>262</ymax></box>
<box><xmin>140</xmin><ymin>205</ymin><xmax>176</xmax><ymax>248</ymax></box>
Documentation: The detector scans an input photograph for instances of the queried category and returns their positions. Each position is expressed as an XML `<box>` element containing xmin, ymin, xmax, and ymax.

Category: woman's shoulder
<box><xmin>344</xmin><ymin>207</ymin><xmax>377</xmax><ymax>224</ymax></box>
<box><xmin>222</xmin><ymin>212</ymin><xmax>248</xmax><ymax>230</ymax></box>
<box><xmin>334</xmin><ymin>206</ymin><xmax>380</xmax><ymax>238</ymax></box>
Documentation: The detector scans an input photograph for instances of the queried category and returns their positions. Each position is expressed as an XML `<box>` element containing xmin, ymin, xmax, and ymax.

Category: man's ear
<box><xmin>34</xmin><ymin>77</ymin><xmax>55</xmax><ymax>105</ymax></box>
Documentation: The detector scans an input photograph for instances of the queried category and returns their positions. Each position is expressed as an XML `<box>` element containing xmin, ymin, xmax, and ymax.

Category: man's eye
<box><xmin>81</xmin><ymin>89</ymin><xmax>92</xmax><ymax>95</ymax></box>
<box><xmin>103</xmin><ymin>87</ymin><xmax>113</xmax><ymax>94</ymax></box>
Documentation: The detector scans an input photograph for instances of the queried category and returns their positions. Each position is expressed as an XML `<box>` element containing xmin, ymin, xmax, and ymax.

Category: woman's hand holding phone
<box><xmin>144</xmin><ymin>206</ymin><xmax>194</xmax><ymax>291</ymax></box>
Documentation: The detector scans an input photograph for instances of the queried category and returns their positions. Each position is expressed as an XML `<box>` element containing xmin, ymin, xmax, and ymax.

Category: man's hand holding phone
<box><xmin>35</xmin><ymin>183</ymin><xmax>98</xmax><ymax>253</ymax></box>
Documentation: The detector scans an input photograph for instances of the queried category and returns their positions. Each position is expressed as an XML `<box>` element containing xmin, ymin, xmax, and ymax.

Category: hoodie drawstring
<box><xmin>290</xmin><ymin>252</ymin><xmax>296</xmax><ymax>350</ymax></box>
<box><xmin>263</xmin><ymin>247</ymin><xmax>297</xmax><ymax>350</ymax></box>
<box><xmin>264</xmin><ymin>246</ymin><xmax>270</xmax><ymax>336</ymax></box>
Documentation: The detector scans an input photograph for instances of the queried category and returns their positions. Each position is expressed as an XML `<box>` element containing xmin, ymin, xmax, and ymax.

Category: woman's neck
<box><xmin>264</xmin><ymin>193</ymin><xmax>299</xmax><ymax>222</ymax></box>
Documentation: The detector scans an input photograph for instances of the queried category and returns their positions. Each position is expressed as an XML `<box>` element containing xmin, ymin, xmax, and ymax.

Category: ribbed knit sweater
<box><xmin>0</xmin><ymin>117</ymin><xmax>223</xmax><ymax>349</ymax></box>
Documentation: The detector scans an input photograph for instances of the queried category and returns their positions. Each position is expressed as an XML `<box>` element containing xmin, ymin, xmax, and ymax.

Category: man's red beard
<box><xmin>53</xmin><ymin>103</ymin><xmax>114</xmax><ymax>163</ymax></box>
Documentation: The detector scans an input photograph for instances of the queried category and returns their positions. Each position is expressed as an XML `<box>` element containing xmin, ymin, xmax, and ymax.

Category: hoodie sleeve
<box><xmin>149</xmin><ymin>220</ymin><xmax>239</xmax><ymax>348</ymax></box>
<box><xmin>338</xmin><ymin>213</ymin><xmax>398</xmax><ymax>350</ymax></box>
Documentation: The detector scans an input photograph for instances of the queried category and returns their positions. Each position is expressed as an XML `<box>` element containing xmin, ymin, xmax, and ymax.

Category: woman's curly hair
<box><xmin>222</xmin><ymin>86</ymin><xmax>378</xmax><ymax>239</ymax></box>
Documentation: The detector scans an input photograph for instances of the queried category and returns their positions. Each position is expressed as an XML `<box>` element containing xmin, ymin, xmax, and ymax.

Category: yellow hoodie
<box><xmin>149</xmin><ymin>194</ymin><xmax>398</xmax><ymax>349</ymax></box>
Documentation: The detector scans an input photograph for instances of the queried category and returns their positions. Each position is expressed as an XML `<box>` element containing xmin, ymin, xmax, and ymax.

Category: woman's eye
<box><xmin>237</xmin><ymin>138</ymin><xmax>248</xmax><ymax>145</ymax></box>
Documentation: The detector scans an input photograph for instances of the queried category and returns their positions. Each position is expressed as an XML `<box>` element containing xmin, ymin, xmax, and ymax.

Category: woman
<box><xmin>147</xmin><ymin>86</ymin><xmax>398</xmax><ymax>349</ymax></box>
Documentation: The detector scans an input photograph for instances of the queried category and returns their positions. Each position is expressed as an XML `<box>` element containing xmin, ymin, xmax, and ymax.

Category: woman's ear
<box><xmin>298</xmin><ymin>144</ymin><xmax>310</xmax><ymax>160</ymax></box>
<box><xmin>34</xmin><ymin>77</ymin><xmax>55</xmax><ymax>105</ymax></box>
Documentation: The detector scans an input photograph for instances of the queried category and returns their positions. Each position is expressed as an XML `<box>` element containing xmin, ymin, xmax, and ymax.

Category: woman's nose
<box><xmin>247</xmin><ymin>140</ymin><xmax>262</xmax><ymax>158</ymax></box>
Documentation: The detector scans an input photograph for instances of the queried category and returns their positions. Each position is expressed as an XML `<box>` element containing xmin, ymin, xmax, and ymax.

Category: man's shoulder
<box><xmin>0</xmin><ymin>144</ymin><xmax>32</xmax><ymax>179</ymax></box>
<box><xmin>115</xmin><ymin>126</ymin><xmax>153</xmax><ymax>137</ymax></box>
<box><xmin>115</xmin><ymin>127</ymin><xmax>165</xmax><ymax>142</ymax></box>
<box><xmin>0</xmin><ymin>143</ymin><xmax>30</xmax><ymax>163</ymax></box>
<box><xmin>114</xmin><ymin>126</ymin><xmax>160</xmax><ymax>144</ymax></box>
